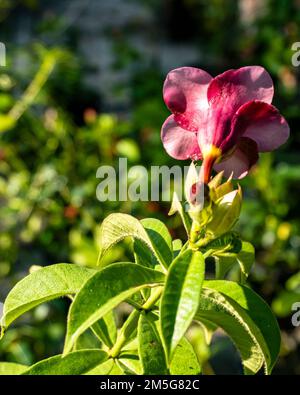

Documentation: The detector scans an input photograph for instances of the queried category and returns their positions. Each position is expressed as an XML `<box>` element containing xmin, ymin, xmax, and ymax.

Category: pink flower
<box><xmin>161</xmin><ymin>66</ymin><xmax>289</xmax><ymax>183</ymax></box>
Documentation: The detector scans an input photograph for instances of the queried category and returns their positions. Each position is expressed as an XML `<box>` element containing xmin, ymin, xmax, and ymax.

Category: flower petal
<box><xmin>201</xmin><ymin>66</ymin><xmax>274</xmax><ymax>153</ymax></box>
<box><xmin>234</xmin><ymin>100</ymin><xmax>290</xmax><ymax>152</ymax></box>
<box><xmin>214</xmin><ymin>137</ymin><xmax>258</xmax><ymax>179</ymax></box>
<box><xmin>161</xmin><ymin>115</ymin><xmax>201</xmax><ymax>160</ymax></box>
<box><xmin>207</xmin><ymin>66</ymin><xmax>274</xmax><ymax>107</ymax></box>
<box><xmin>163</xmin><ymin>67</ymin><xmax>212</xmax><ymax>132</ymax></box>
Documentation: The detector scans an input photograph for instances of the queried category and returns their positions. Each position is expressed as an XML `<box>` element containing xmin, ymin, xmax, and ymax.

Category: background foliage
<box><xmin>0</xmin><ymin>0</ymin><xmax>299</xmax><ymax>374</ymax></box>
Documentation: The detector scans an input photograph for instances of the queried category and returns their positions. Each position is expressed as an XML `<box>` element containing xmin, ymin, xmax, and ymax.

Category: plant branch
<box><xmin>109</xmin><ymin>286</ymin><xmax>163</xmax><ymax>358</ymax></box>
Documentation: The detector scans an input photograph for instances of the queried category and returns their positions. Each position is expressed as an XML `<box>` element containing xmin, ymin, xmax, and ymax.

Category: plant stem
<box><xmin>109</xmin><ymin>286</ymin><xmax>163</xmax><ymax>358</ymax></box>
<box><xmin>109</xmin><ymin>309</ymin><xmax>140</xmax><ymax>358</ymax></box>
<box><xmin>189</xmin><ymin>220</ymin><xmax>201</xmax><ymax>246</ymax></box>
<box><xmin>126</xmin><ymin>298</ymin><xmax>143</xmax><ymax>310</ymax></box>
<box><xmin>142</xmin><ymin>287</ymin><xmax>163</xmax><ymax>310</ymax></box>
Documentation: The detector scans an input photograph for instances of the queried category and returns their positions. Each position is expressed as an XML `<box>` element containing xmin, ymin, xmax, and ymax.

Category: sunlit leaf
<box><xmin>64</xmin><ymin>263</ymin><xmax>165</xmax><ymax>353</ymax></box>
<box><xmin>0</xmin><ymin>362</ymin><xmax>28</xmax><ymax>375</ymax></box>
<box><xmin>138</xmin><ymin>312</ymin><xmax>168</xmax><ymax>375</ymax></box>
<box><xmin>160</xmin><ymin>250</ymin><xmax>205</xmax><ymax>361</ymax></box>
<box><xmin>91</xmin><ymin>311</ymin><xmax>117</xmax><ymax>348</ymax></box>
<box><xmin>236</xmin><ymin>242</ymin><xmax>255</xmax><ymax>282</ymax></box>
<box><xmin>99</xmin><ymin>214</ymin><xmax>173</xmax><ymax>269</ymax></box>
<box><xmin>170</xmin><ymin>337</ymin><xmax>201</xmax><ymax>375</ymax></box>
<box><xmin>85</xmin><ymin>359</ymin><xmax>115</xmax><ymax>375</ymax></box>
<box><xmin>196</xmin><ymin>280</ymin><xmax>280</xmax><ymax>374</ymax></box>
<box><xmin>172</xmin><ymin>239</ymin><xmax>183</xmax><ymax>259</ymax></box>
<box><xmin>214</xmin><ymin>241</ymin><xmax>254</xmax><ymax>282</ymax></box>
<box><xmin>1</xmin><ymin>264</ymin><xmax>95</xmax><ymax>335</ymax></box>
<box><xmin>118</xmin><ymin>350</ymin><xmax>142</xmax><ymax>375</ymax></box>
<box><xmin>23</xmin><ymin>350</ymin><xmax>108</xmax><ymax>375</ymax></box>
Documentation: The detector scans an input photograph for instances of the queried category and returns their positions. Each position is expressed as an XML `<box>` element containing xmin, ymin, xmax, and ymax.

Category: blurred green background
<box><xmin>0</xmin><ymin>0</ymin><xmax>300</xmax><ymax>374</ymax></box>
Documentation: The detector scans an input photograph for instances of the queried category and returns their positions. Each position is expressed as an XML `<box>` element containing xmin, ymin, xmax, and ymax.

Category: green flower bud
<box><xmin>206</xmin><ymin>185</ymin><xmax>242</xmax><ymax>238</ymax></box>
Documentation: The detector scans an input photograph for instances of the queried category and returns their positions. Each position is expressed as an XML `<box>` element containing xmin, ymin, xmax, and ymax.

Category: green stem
<box><xmin>126</xmin><ymin>298</ymin><xmax>143</xmax><ymax>310</ymax></box>
<box><xmin>203</xmin><ymin>249</ymin><xmax>213</xmax><ymax>259</ymax></box>
<box><xmin>109</xmin><ymin>309</ymin><xmax>140</xmax><ymax>358</ymax></box>
<box><xmin>96</xmin><ymin>251</ymin><xmax>101</xmax><ymax>267</ymax></box>
<box><xmin>109</xmin><ymin>286</ymin><xmax>163</xmax><ymax>358</ymax></box>
<box><xmin>142</xmin><ymin>287</ymin><xmax>163</xmax><ymax>310</ymax></box>
<box><xmin>190</xmin><ymin>220</ymin><xmax>201</xmax><ymax>245</ymax></box>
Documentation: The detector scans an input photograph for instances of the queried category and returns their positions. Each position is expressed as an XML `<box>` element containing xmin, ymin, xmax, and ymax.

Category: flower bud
<box><xmin>185</xmin><ymin>163</ymin><xmax>212</xmax><ymax>226</ymax></box>
<box><xmin>206</xmin><ymin>185</ymin><xmax>242</xmax><ymax>238</ymax></box>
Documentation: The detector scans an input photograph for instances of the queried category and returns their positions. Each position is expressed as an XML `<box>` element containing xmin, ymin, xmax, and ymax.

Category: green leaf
<box><xmin>23</xmin><ymin>350</ymin><xmax>108</xmax><ymax>375</ymax></box>
<box><xmin>0</xmin><ymin>362</ymin><xmax>28</xmax><ymax>375</ymax></box>
<box><xmin>86</xmin><ymin>359</ymin><xmax>126</xmax><ymax>375</ymax></box>
<box><xmin>1</xmin><ymin>264</ymin><xmax>95</xmax><ymax>334</ymax></box>
<box><xmin>236</xmin><ymin>242</ymin><xmax>255</xmax><ymax>283</ymax></box>
<box><xmin>196</xmin><ymin>280</ymin><xmax>281</xmax><ymax>374</ymax></box>
<box><xmin>172</xmin><ymin>239</ymin><xmax>183</xmax><ymax>259</ymax></box>
<box><xmin>169</xmin><ymin>192</ymin><xmax>191</xmax><ymax>235</ymax></box>
<box><xmin>133</xmin><ymin>239</ymin><xmax>154</xmax><ymax>267</ymax></box>
<box><xmin>118</xmin><ymin>351</ymin><xmax>142</xmax><ymax>375</ymax></box>
<box><xmin>108</xmin><ymin>361</ymin><xmax>124</xmax><ymax>375</ymax></box>
<box><xmin>138</xmin><ymin>312</ymin><xmax>168</xmax><ymax>375</ymax></box>
<box><xmin>73</xmin><ymin>328</ymin><xmax>102</xmax><ymax>351</ymax></box>
<box><xmin>74</xmin><ymin>313</ymin><xmax>117</xmax><ymax>351</ymax></box>
<box><xmin>206</xmin><ymin>280</ymin><xmax>280</xmax><ymax>372</ymax></box>
<box><xmin>203</xmin><ymin>232</ymin><xmax>242</xmax><ymax>255</ymax></box>
<box><xmin>99</xmin><ymin>214</ymin><xmax>173</xmax><ymax>269</ymax></box>
<box><xmin>91</xmin><ymin>311</ymin><xmax>117</xmax><ymax>348</ymax></box>
<box><xmin>215</xmin><ymin>255</ymin><xmax>237</xmax><ymax>279</ymax></box>
<box><xmin>170</xmin><ymin>337</ymin><xmax>201</xmax><ymax>375</ymax></box>
<box><xmin>64</xmin><ymin>263</ymin><xmax>165</xmax><ymax>353</ymax></box>
<box><xmin>196</xmin><ymin>291</ymin><xmax>263</xmax><ymax>374</ymax></box>
<box><xmin>85</xmin><ymin>359</ymin><xmax>115</xmax><ymax>375</ymax></box>
<box><xmin>160</xmin><ymin>250</ymin><xmax>205</xmax><ymax>362</ymax></box>
<box><xmin>141</xmin><ymin>218</ymin><xmax>173</xmax><ymax>267</ymax></box>
<box><xmin>215</xmin><ymin>241</ymin><xmax>255</xmax><ymax>283</ymax></box>
<box><xmin>133</xmin><ymin>218</ymin><xmax>173</xmax><ymax>269</ymax></box>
